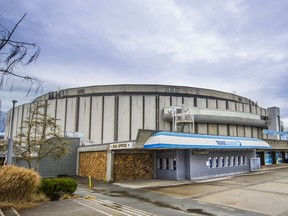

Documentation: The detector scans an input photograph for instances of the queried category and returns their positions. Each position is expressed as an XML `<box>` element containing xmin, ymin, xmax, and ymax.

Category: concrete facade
<box><xmin>4</xmin><ymin>84</ymin><xmax>287</xmax><ymax>181</ymax></box>
<box><xmin>5</xmin><ymin>84</ymin><xmax>274</xmax><ymax>142</ymax></box>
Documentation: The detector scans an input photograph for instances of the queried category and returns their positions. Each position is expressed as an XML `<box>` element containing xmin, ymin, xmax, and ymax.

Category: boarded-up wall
<box><xmin>114</xmin><ymin>153</ymin><xmax>154</xmax><ymax>181</ymax></box>
<box><xmin>79</xmin><ymin>152</ymin><xmax>107</xmax><ymax>181</ymax></box>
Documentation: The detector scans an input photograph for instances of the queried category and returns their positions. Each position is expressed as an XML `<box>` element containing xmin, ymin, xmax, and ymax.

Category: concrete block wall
<box><xmin>189</xmin><ymin>150</ymin><xmax>255</xmax><ymax>180</ymax></box>
<box><xmin>155</xmin><ymin>151</ymin><xmax>178</xmax><ymax>180</ymax></box>
<box><xmin>39</xmin><ymin>138</ymin><xmax>79</xmax><ymax>177</ymax></box>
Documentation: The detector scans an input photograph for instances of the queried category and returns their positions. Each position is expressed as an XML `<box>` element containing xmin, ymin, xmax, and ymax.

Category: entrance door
<box><xmin>256</xmin><ymin>152</ymin><xmax>265</xmax><ymax>166</ymax></box>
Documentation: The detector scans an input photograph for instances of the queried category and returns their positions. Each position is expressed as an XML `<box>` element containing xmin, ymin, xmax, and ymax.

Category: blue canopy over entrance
<box><xmin>143</xmin><ymin>131</ymin><xmax>271</xmax><ymax>149</ymax></box>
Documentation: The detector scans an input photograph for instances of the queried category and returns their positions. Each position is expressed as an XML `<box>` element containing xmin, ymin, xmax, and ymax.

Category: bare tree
<box><xmin>13</xmin><ymin>102</ymin><xmax>70</xmax><ymax>170</ymax></box>
<box><xmin>0</xmin><ymin>13</ymin><xmax>42</xmax><ymax>93</ymax></box>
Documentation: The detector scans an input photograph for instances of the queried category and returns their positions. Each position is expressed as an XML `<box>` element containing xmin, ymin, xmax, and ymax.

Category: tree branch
<box><xmin>0</xmin><ymin>13</ymin><xmax>26</xmax><ymax>50</ymax></box>
<box><xmin>0</xmin><ymin>13</ymin><xmax>42</xmax><ymax>92</ymax></box>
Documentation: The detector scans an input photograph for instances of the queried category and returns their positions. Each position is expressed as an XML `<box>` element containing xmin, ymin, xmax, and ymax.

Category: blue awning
<box><xmin>143</xmin><ymin>131</ymin><xmax>271</xmax><ymax>149</ymax></box>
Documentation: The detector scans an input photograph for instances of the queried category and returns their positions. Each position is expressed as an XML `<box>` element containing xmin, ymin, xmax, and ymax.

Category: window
<box><xmin>243</xmin><ymin>156</ymin><xmax>247</xmax><ymax>165</ymax></box>
<box><xmin>157</xmin><ymin>158</ymin><xmax>176</xmax><ymax>170</ymax></box>
<box><xmin>173</xmin><ymin>158</ymin><xmax>177</xmax><ymax>170</ymax></box>
<box><xmin>218</xmin><ymin>157</ymin><xmax>223</xmax><ymax>168</ymax></box>
<box><xmin>224</xmin><ymin>157</ymin><xmax>229</xmax><ymax>167</ymax></box>
<box><xmin>212</xmin><ymin>157</ymin><xmax>217</xmax><ymax>168</ymax></box>
<box><xmin>208</xmin><ymin>155</ymin><xmax>248</xmax><ymax>168</ymax></box>
<box><xmin>234</xmin><ymin>156</ymin><xmax>238</xmax><ymax>166</ymax></box>
<box><xmin>169</xmin><ymin>159</ymin><xmax>173</xmax><ymax>170</ymax></box>
<box><xmin>165</xmin><ymin>158</ymin><xmax>170</xmax><ymax>170</ymax></box>
<box><xmin>229</xmin><ymin>156</ymin><xmax>234</xmax><ymax>166</ymax></box>
<box><xmin>239</xmin><ymin>156</ymin><xmax>243</xmax><ymax>165</ymax></box>
<box><xmin>208</xmin><ymin>157</ymin><xmax>212</xmax><ymax>168</ymax></box>
<box><xmin>157</xmin><ymin>158</ymin><xmax>163</xmax><ymax>170</ymax></box>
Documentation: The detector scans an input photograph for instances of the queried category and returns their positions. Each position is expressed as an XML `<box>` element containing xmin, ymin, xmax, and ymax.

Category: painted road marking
<box><xmin>73</xmin><ymin>198</ymin><xmax>157</xmax><ymax>216</ymax></box>
<box><xmin>72</xmin><ymin>199</ymin><xmax>113</xmax><ymax>216</ymax></box>
<box><xmin>0</xmin><ymin>208</ymin><xmax>21</xmax><ymax>216</ymax></box>
<box><xmin>97</xmin><ymin>199</ymin><xmax>157</xmax><ymax>216</ymax></box>
<box><xmin>12</xmin><ymin>207</ymin><xmax>21</xmax><ymax>216</ymax></box>
<box><xmin>0</xmin><ymin>209</ymin><xmax>5</xmax><ymax>216</ymax></box>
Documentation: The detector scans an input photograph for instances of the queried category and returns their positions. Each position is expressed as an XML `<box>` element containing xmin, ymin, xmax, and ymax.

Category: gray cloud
<box><xmin>1</xmin><ymin>0</ymin><xmax>288</xmax><ymax>129</ymax></box>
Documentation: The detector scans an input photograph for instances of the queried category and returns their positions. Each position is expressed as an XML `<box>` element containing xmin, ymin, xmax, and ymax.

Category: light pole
<box><xmin>7</xmin><ymin>100</ymin><xmax>17</xmax><ymax>165</ymax></box>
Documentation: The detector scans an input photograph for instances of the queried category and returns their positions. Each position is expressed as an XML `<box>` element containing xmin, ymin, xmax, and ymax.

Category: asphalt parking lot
<box><xmin>143</xmin><ymin>165</ymin><xmax>288</xmax><ymax>216</ymax></box>
<box><xmin>4</xmin><ymin>165</ymin><xmax>288</xmax><ymax>216</ymax></box>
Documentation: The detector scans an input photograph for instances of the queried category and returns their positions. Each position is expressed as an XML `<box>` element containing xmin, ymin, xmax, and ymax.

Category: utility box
<box><xmin>250</xmin><ymin>158</ymin><xmax>261</xmax><ymax>171</ymax></box>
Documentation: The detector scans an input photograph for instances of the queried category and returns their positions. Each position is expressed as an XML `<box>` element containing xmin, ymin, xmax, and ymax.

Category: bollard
<box><xmin>88</xmin><ymin>176</ymin><xmax>92</xmax><ymax>189</ymax></box>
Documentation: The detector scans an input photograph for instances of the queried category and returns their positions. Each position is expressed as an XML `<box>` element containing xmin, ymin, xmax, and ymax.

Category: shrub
<box><xmin>0</xmin><ymin>165</ymin><xmax>40</xmax><ymax>203</ymax></box>
<box><xmin>38</xmin><ymin>177</ymin><xmax>77</xmax><ymax>198</ymax></box>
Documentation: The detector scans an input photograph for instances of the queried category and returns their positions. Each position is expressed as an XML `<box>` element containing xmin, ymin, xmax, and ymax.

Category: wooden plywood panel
<box><xmin>114</xmin><ymin>153</ymin><xmax>154</xmax><ymax>181</ymax></box>
<box><xmin>91</xmin><ymin>96</ymin><xmax>103</xmax><ymax>144</ymax></box>
<box><xmin>131</xmin><ymin>96</ymin><xmax>143</xmax><ymax>140</ymax></box>
<box><xmin>79</xmin><ymin>152</ymin><xmax>107</xmax><ymax>181</ymax></box>
<box><xmin>144</xmin><ymin>96</ymin><xmax>156</xmax><ymax>130</ymax></box>
<box><xmin>103</xmin><ymin>96</ymin><xmax>115</xmax><ymax>143</ymax></box>
<box><xmin>118</xmin><ymin>96</ymin><xmax>130</xmax><ymax>141</ymax></box>
<box><xmin>65</xmin><ymin>98</ymin><xmax>77</xmax><ymax>133</ymax></box>
<box><xmin>78</xmin><ymin>97</ymin><xmax>91</xmax><ymax>140</ymax></box>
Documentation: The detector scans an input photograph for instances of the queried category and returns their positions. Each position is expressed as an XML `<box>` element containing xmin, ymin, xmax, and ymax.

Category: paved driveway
<box><xmin>148</xmin><ymin>166</ymin><xmax>288</xmax><ymax>216</ymax></box>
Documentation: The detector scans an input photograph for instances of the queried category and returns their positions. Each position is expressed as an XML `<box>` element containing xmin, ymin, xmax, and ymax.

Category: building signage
<box><xmin>110</xmin><ymin>142</ymin><xmax>134</xmax><ymax>150</ymax></box>
<box><xmin>262</xmin><ymin>129</ymin><xmax>288</xmax><ymax>137</ymax></box>
<box><xmin>215</xmin><ymin>140</ymin><xmax>242</xmax><ymax>146</ymax></box>
<box><xmin>193</xmin><ymin>151</ymin><xmax>209</xmax><ymax>155</ymax></box>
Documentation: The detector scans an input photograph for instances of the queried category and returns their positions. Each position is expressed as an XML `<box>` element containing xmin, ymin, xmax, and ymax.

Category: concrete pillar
<box><xmin>106</xmin><ymin>150</ymin><xmax>114</xmax><ymax>182</ymax></box>
<box><xmin>267</xmin><ymin>107</ymin><xmax>281</xmax><ymax>140</ymax></box>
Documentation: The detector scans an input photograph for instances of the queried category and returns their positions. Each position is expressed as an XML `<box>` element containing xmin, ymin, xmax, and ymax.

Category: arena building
<box><xmin>4</xmin><ymin>84</ymin><xmax>288</xmax><ymax>181</ymax></box>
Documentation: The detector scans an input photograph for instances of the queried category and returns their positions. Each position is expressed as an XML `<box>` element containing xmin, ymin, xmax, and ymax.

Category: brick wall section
<box><xmin>114</xmin><ymin>153</ymin><xmax>154</xmax><ymax>181</ymax></box>
<box><xmin>79</xmin><ymin>151</ymin><xmax>107</xmax><ymax>181</ymax></box>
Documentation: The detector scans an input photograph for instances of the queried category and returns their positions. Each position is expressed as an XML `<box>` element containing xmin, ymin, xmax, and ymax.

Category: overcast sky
<box><xmin>1</xmin><ymin>0</ymin><xmax>288</xmax><ymax>129</ymax></box>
